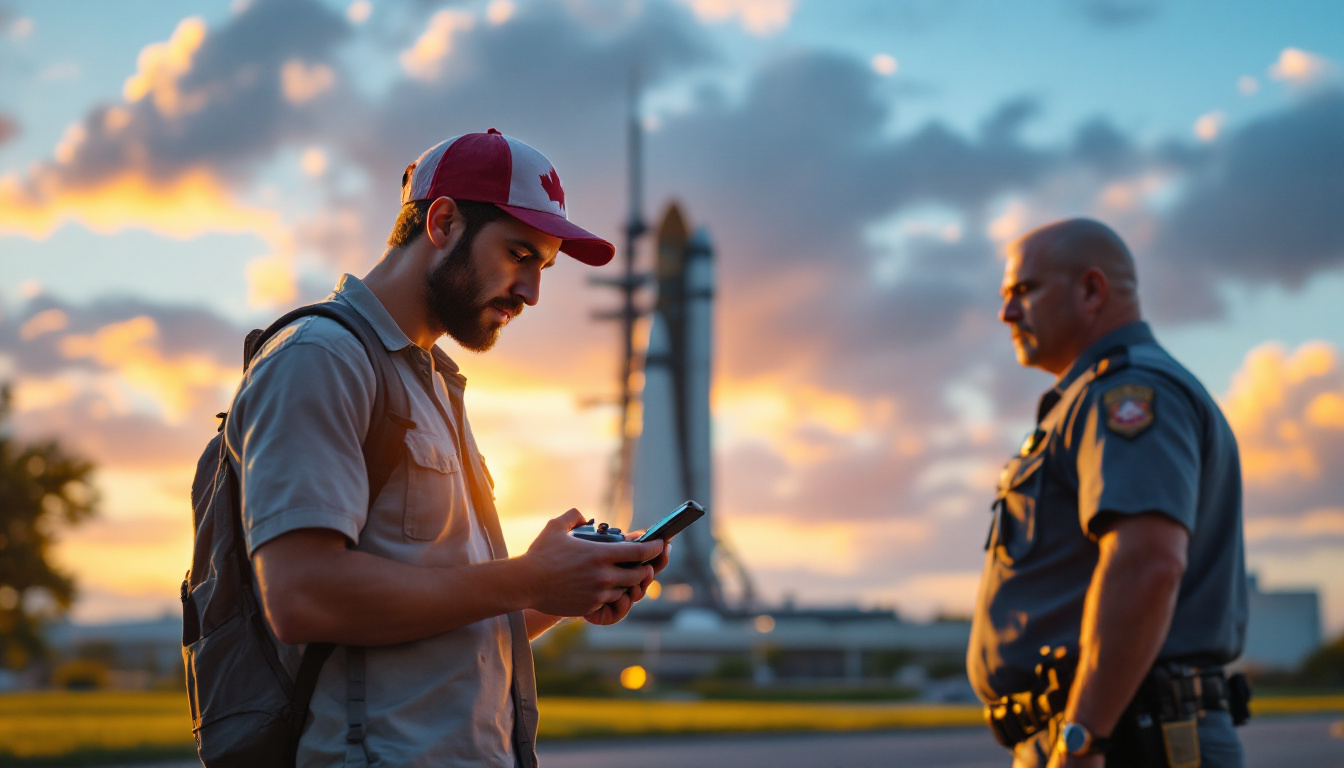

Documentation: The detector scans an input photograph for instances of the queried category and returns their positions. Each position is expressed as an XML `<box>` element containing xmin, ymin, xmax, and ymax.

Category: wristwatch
<box><xmin>1058</xmin><ymin>721</ymin><xmax>1112</xmax><ymax>756</ymax></box>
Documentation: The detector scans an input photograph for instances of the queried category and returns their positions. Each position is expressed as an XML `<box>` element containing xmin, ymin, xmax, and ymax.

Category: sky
<box><xmin>1</xmin><ymin>0</ymin><xmax>1343</xmax><ymax>637</ymax></box>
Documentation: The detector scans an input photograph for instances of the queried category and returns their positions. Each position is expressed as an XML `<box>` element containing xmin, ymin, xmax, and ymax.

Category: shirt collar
<box><xmin>330</xmin><ymin>273</ymin><xmax>415</xmax><ymax>353</ymax></box>
<box><xmin>1040</xmin><ymin>321</ymin><xmax>1155</xmax><ymax>419</ymax></box>
<box><xmin>331</xmin><ymin>273</ymin><xmax>467</xmax><ymax>385</ymax></box>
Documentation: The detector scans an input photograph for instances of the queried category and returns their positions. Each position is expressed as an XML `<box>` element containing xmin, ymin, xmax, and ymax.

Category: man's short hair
<box><xmin>386</xmin><ymin>198</ymin><xmax>509</xmax><ymax>249</ymax></box>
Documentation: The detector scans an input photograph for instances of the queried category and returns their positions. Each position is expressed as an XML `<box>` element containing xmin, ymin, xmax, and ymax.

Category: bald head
<box><xmin>1016</xmin><ymin>218</ymin><xmax>1139</xmax><ymax>301</ymax></box>
<box><xmin>999</xmin><ymin>218</ymin><xmax>1143</xmax><ymax>376</ymax></box>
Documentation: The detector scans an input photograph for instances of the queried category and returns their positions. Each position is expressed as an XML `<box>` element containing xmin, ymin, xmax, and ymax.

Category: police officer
<box><xmin>968</xmin><ymin>219</ymin><xmax>1249</xmax><ymax>768</ymax></box>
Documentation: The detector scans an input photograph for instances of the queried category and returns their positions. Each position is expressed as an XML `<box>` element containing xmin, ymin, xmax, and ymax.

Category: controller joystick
<box><xmin>570</xmin><ymin>518</ymin><xmax>626</xmax><ymax>543</ymax></box>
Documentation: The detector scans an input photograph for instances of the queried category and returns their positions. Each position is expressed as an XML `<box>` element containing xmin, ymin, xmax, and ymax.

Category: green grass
<box><xmin>0</xmin><ymin>691</ymin><xmax>195</xmax><ymax>764</ymax></box>
<box><xmin>1</xmin><ymin>690</ymin><xmax>1341</xmax><ymax>765</ymax></box>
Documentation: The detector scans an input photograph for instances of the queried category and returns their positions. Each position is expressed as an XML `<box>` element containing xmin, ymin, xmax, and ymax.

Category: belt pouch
<box><xmin>1161</xmin><ymin>717</ymin><xmax>1200</xmax><ymax>768</ymax></box>
<box><xmin>1226</xmin><ymin>672</ymin><xmax>1252</xmax><ymax>726</ymax></box>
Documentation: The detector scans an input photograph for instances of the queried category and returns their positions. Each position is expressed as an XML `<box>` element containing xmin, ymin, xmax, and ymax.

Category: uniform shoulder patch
<box><xmin>1102</xmin><ymin>383</ymin><xmax>1155</xmax><ymax>437</ymax></box>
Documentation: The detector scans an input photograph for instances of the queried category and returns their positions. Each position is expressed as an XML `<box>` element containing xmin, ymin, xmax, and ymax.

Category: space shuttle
<box><xmin>631</xmin><ymin>204</ymin><xmax>723</xmax><ymax>610</ymax></box>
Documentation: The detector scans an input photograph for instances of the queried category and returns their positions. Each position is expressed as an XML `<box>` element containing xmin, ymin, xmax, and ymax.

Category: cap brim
<box><xmin>498</xmin><ymin>204</ymin><xmax>615</xmax><ymax>266</ymax></box>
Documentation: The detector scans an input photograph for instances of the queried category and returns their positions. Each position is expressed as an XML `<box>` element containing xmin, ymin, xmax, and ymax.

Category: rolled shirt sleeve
<box><xmin>1075</xmin><ymin>373</ymin><xmax>1202</xmax><ymax>537</ymax></box>
<box><xmin>225</xmin><ymin>318</ymin><xmax>375</xmax><ymax>555</ymax></box>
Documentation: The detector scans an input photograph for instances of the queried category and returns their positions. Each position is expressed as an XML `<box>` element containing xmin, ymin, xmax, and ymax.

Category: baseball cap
<box><xmin>401</xmin><ymin>129</ymin><xmax>614</xmax><ymax>266</ymax></box>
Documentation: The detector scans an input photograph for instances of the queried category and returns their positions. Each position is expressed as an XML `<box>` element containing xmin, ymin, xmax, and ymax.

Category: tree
<box><xmin>1297</xmin><ymin>631</ymin><xmax>1344</xmax><ymax>688</ymax></box>
<box><xmin>0</xmin><ymin>384</ymin><xmax>98</xmax><ymax>669</ymax></box>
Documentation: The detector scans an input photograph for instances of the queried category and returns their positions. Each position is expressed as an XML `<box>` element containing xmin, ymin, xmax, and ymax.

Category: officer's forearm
<box><xmin>1064</xmin><ymin>512</ymin><xmax>1189</xmax><ymax>736</ymax></box>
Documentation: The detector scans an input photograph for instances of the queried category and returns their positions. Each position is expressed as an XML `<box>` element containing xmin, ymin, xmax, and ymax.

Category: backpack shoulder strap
<box><xmin>245</xmin><ymin>301</ymin><xmax>413</xmax><ymax>505</ymax></box>
<box><xmin>239</xmin><ymin>301</ymin><xmax>413</xmax><ymax>754</ymax></box>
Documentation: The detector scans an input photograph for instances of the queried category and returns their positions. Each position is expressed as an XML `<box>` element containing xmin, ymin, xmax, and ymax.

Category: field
<box><xmin>1</xmin><ymin>691</ymin><xmax>1341</xmax><ymax>765</ymax></box>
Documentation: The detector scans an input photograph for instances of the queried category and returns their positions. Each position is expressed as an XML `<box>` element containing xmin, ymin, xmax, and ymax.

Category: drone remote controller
<box><xmin>569</xmin><ymin>520</ymin><xmax>626</xmax><ymax>544</ymax></box>
<box><xmin>567</xmin><ymin>501</ymin><xmax>706</xmax><ymax>566</ymax></box>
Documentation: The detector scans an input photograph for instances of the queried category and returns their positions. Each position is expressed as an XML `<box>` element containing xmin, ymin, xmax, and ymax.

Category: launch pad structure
<box><xmin>588</xmin><ymin>81</ymin><xmax>752</xmax><ymax>615</ymax></box>
<box><xmin>572</xmin><ymin>81</ymin><xmax>976</xmax><ymax>694</ymax></box>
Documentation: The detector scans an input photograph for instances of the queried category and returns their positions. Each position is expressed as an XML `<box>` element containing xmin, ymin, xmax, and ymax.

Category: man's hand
<box><xmin>582</xmin><ymin>533</ymin><xmax>670</xmax><ymax>626</ymax></box>
<box><xmin>1063</xmin><ymin>512</ymin><xmax>1188</xmax><ymax>743</ymax></box>
<box><xmin>519</xmin><ymin>508</ymin><xmax>662</xmax><ymax>618</ymax></box>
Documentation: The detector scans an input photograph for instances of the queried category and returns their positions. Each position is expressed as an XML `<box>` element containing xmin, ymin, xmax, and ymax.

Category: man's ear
<box><xmin>425</xmin><ymin>197</ymin><xmax>460</xmax><ymax>249</ymax></box>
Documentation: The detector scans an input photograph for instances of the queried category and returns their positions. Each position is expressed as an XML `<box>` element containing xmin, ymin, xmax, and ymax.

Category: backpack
<box><xmin>181</xmin><ymin>301</ymin><xmax>411</xmax><ymax>768</ymax></box>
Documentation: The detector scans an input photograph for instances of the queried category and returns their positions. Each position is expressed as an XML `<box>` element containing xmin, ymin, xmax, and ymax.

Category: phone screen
<box><xmin>635</xmin><ymin>500</ymin><xmax>705</xmax><ymax>543</ymax></box>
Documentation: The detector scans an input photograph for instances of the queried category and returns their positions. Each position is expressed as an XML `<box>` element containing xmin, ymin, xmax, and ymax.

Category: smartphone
<box><xmin>636</xmin><ymin>500</ymin><xmax>705</xmax><ymax>544</ymax></box>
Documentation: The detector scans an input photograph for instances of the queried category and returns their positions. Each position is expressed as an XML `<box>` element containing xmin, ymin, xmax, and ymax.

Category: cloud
<box><xmin>1219</xmin><ymin>340</ymin><xmax>1344</xmax><ymax>631</ymax></box>
<box><xmin>871</xmin><ymin>53</ymin><xmax>898</xmax><ymax>77</ymax></box>
<box><xmin>2</xmin><ymin>294</ymin><xmax>243</xmax><ymax>398</ymax></box>
<box><xmin>122</xmin><ymin>17</ymin><xmax>210</xmax><ymax>117</ymax></box>
<box><xmin>1269</xmin><ymin>47</ymin><xmax>1336</xmax><ymax>87</ymax></box>
<box><xmin>1223</xmin><ymin>341</ymin><xmax>1344</xmax><ymax>500</ymax></box>
<box><xmin>8</xmin><ymin>0</ymin><xmax>1344</xmax><ymax>623</ymax></box>
<box><xmin>280</xmin><ymin>59</ymin><xmax>336</xmax><ymax>104</ymax></box>
<box><xmin>399</xmin><ymin>9</ymin><xmax>475</xmax><ymax>81</ymax></box>
<box><xmin>1146</xmin><ymin>89</ymin><xmax>1344</xmax><ymax>319</ymax></box>
<box><xmin>486</xmin><ymin>0</ymin><xmax>515</xmax><ymax>26</ymax></box>
<box><xmin>0</xmin><ymin>166</ymin><xmax>282</xmax><ymax>241</ymax></box>
<box><xmin>0</xmin><ymin>113</ymin><xmax>16</xmax><ymax>144</ymax></box>
<box><xmin>681</xmin><ymin>0</ymin><xmax>797</xmax><ymax>36</ymax></box>
<box><xmin>0</xmin><ymin>0</ymin><xmax>349</xmax><ymax>235</ymax></box>
<box><xmin>1193</xmin><ymin>110</ymin><xmax>1223</xmax><ymax>142</ymax></box>
<box><xmin>346</xmin><ymin>0</ymin><xmax>372</xmax><ymax>25</ymax></box>
<box><xmin>8</xmin><ymin>15</ymin><xmax>32</xmax><ymax>40</ymax></box>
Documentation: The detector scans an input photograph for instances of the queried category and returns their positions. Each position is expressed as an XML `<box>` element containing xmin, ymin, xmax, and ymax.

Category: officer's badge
<box><xmin>1103</xmin><ymin>384</ymin><xmax>1155</xmax><ymax>437</ymax></box>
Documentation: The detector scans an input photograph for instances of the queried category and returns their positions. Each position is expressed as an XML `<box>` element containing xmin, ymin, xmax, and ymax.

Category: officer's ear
<box><xmin>1079</xmin><ymin>267</ymin><xmax>1109</xmax><ymax>311</ymax></box>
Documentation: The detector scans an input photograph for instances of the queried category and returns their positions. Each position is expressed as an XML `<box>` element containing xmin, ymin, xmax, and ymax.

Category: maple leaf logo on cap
<box><xmin>540</xmin><ymin>168</ymin><xmax>565</xmax><ymax>212</ymax></box>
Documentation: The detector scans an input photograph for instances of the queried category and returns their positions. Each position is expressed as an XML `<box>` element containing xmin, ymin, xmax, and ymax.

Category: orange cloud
<box><xmin>123</xmin><ymin>17</ymin><xmax>209</xmax><ymax>118</ymax></box>
<box><xmin>1223</xmin><ymin>341</ymin><xmax>1344</xmax><ymax>487</ymax></box>
<box><xmin>1194</xmin><ymin>111</ymin><xmax>1224</xmax><ymax>142</ymax></box>
<box><xmin>400</xmin><ymin>9</ymin><xmax>475</xmax><ymax>81</ymax></box>
<box><xmin>58</xmin><ymin>316</ymin><xmax>238</xmax><ymax>422</ymax></box>
<box><xmin>281</xmin><ymin>59</ymin><xmax>336</xmax><ymax>105</ymax></box>
<box><xmin>1245</xmin><ymin>507</ymin><xmax>1344</xmax><ymax>543</ymax></box>
<box><xmin>1269</xmin><ymin>47</ymin><xmax>1335</xmax><ymax>86</ymax></box>
<box><xmin>0</xmin><ymin>166</ymin><xmax>281</xmax><ymax>241</ymax></box>
<box><xmin>716</xmin><ymin>377</ymin><xmax>899</xmax><ymax>465</ymax></box>
<box><xmin>683</xmin><ymin>0</ymin><xmax>796</xmax><ymax>36</ymax></box>
<box><xmin>18</xmin><ymin>308</ymin><xmax>69</xmax><ymax>341</ymax></box>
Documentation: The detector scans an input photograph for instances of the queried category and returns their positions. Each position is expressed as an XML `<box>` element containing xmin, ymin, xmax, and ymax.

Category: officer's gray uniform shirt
<box><xmin>968</xmin><ymin>321</ymin><xmax>1247</xmax><ymax>703</ymax></box>
<box><xmin>225</xmin><ymin>274</ymin><xmax>517</xmax><ymax>767</ymax></box>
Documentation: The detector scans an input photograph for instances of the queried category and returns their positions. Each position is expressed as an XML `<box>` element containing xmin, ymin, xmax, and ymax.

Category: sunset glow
<box><xmin>1</xmin><ymin>0</ymin><xmax>1342</xmax><ymax>636</ymax></box>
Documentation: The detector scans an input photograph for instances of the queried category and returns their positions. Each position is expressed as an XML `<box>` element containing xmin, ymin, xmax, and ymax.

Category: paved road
<box><xmin>104</xmin><ymin>714</ymin><xmax>1344</xmax><ymax>768</ymax></box>
<box><xmin>537</xmin><ymin>715</ymin><xmax>1344</xmax><ymax>768</ymax></box>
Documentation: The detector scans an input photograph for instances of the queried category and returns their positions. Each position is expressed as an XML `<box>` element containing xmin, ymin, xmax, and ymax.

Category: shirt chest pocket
<box><xmin>989</xmin><ymin>451</ymin><xmax>1045</xmax><ymax>566</ymax></box>
<box><xmin>402</xmin><ymin>429</ymin><xmax>465</xmax><ymax>542</ymax></box>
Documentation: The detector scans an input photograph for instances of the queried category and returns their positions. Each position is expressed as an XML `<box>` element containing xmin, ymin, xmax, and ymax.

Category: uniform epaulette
<box><xmin>1092</xmin><ymin>347</ymin><xmax>1130</xmax><ymax>379</ymax></box>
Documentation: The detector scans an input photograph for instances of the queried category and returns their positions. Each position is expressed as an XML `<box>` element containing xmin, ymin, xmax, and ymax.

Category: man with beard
<box><xmin>225</xmin><ymin>130</ymin><xmax>667</xmax><ymax>767</ymax></box>
<box><xmin>968</xmin><ymin>219</ymin><xmax>1249</xmax><ymax>768</ymax></box>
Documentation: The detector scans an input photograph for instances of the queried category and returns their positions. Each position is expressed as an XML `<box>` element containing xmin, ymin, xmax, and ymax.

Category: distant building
<box><xmin>44</xmin><ymin>614</ymin><xmax>181</xmax><ymax>689</ymax></box>
<box><xmin>576</xmin><ymin>605</ymin><xmax>972</xmax><ymax>696</ymax></box>
<box><xmin>1239</xmin><ymin>573</ymin><xmax>1322</xmax><ymax>671</ymax></box>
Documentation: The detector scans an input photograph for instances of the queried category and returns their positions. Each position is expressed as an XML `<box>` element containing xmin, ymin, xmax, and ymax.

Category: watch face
<box><xmin>1063</xmin><ymin>723</ymin><xmax>1089</xmax><ymax>753</ymax></box>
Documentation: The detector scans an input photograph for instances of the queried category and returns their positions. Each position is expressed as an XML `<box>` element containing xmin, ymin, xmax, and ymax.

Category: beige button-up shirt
<box><xmin>226</xmin><ymin>274</ymin><xmax>518</xmax><ymax>767</ymax></box>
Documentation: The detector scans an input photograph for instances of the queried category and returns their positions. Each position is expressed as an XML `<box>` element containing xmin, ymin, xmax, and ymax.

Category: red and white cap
<box><xmin>401</xmin><ymin>129</ymin><xmax>614</xmax><ymax>266</ymax></box>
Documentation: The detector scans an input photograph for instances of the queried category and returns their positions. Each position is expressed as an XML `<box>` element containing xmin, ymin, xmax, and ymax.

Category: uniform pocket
<box><xmin>402</xmin><ymin>429</ymin><xmax>463</xmax><ymax>541</ymax></box>
<box><xmin>994</xmin><ymin>453</ymin><xmax>1045</xmax><ymax>565</ymax></box>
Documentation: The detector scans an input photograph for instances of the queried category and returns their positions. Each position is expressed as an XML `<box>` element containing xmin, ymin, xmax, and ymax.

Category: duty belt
<box><xmin>985</xmin><ymin>659</ymin><xmax>1233</xmax><ymax>749</ymax></box>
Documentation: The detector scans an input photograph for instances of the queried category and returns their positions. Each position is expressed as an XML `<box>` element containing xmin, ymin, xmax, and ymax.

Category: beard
<box><xmin>426</xmin><ymin>235</ymin><xmax>523</xmax><ymax>352</ymax></box>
